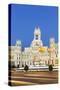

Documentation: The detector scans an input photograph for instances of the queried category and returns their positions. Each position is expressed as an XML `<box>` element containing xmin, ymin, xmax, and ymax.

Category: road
<box><xmin>8</xmin><ymin>69</ymin><xmax>58</xmax><ymax>86</ymax></box>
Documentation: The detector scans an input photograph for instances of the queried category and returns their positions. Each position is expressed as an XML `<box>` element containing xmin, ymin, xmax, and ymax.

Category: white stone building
<box><xmin>9</xmin><ymin>26</ymin><xmax>58</xmax><ymax>68</ymax></box>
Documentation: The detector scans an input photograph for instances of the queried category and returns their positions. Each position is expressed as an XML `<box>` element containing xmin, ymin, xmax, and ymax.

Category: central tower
<box><xmin>31</xmin><ymin>26</ymin><xmax>43</xmax><ymax>47</ymax></box>
<box><xmin>34</xmin><ymin>26</ymin><xmax>41</xmax><ymax>41</ymax></box>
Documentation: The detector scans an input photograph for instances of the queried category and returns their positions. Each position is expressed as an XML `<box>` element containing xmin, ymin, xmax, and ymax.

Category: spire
<box><xmin>36</xmin><ymin>25</ymin><xmax>39</xmax><ymax>29</ymax></box>
<box><xmin>34</xmin><ymin>26</ymin><xmax>41</xmax><ymax>40</ymax></box>
<box><xmin>16</xmin><ymin>40</ymin><xmax>21</xmax><ymax>46</ymax></box>
<box><xmin>34</xmin><ymin>26</ymin><xmax>40</xmax><ymax>35</ymax></box>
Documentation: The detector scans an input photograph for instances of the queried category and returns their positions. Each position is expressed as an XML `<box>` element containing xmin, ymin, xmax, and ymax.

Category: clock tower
<box><xmin>31</xmin><ymin>26</ymin><xmax>43</xmax><ymax>47</ymax></box>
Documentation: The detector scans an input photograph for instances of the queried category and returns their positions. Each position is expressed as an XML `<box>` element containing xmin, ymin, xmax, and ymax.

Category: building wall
<box><xmin>9</xmin><ymin>28</ymin><xmax>58</xmax><ymax>68</ymax></box>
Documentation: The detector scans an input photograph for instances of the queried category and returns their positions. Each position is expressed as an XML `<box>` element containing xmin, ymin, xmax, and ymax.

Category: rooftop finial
<box><xmin>36</xmin><ymin>25</ymin><xmax>39</xmax><ymax>29</ymax></box>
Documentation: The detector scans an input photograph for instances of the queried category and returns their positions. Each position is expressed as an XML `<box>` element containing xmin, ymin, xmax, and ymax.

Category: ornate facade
<box><xmin>9</xmin><ymin>26</ymin><xmax>58</xmax><ymax>68</ymax></box>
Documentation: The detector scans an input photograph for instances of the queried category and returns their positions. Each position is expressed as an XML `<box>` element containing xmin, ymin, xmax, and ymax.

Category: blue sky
<box><xmin>10</xmin><ymin>4</ymin><xmax>58</xmax><ymax>47</ymax></box>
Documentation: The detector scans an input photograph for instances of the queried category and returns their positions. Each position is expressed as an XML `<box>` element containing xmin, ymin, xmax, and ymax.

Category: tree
<box><xmin>17</xmin><ymin>64</ymin><xmax>19</xmax><ymax>68</ymax></box>
<box><xmin>49</xmin><ymin>65</ymin><xmax>53</xmax><ymax>71</ymax></box>
<box><xmin>11</xmin><ymin>64</ymin><xmax>16</xmax><ymax>68</ymax></box>
<box><xmin>22</xmin><ymin>64</ymin><xmax>24</xmax><ymax>67</ymax></box>
<box><xmin>24</xmin><ymin>65</ymin><xmax>29</xmax><ymax>72</ymax></box>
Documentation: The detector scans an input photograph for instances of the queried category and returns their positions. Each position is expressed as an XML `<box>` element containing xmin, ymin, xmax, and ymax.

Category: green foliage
<box><xmin>11</xmin><ymin>64</ymin><xmax>16</xmax><ymax>68</ymax></box>
<box><xmin>49</xmin><ymin>65</ymin><xmax>53</xmax><ymax>71</ymax></box>
<box><xmin>24</xmin><ymin>65</ymin><xmax>29</xmax><ymax>72</ymax></box>
<box><xmin>17</xmin><ymin>64</ymin><xmax>19</xmax><ymax>68</ymax></box>
<box><xmin>22</xmin><ymin>64</ymin><xmax>24</xmax><ymax>67</ymax></box>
